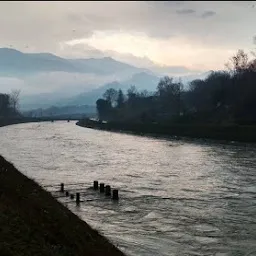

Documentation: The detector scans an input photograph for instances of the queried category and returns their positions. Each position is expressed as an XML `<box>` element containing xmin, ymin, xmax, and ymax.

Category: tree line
<box><xmin>96</xmin><ymin>49</ymin><xmax>256</xmax><ymax>125</ymax></box>
<box><xmin>0</xmin><ymin>90</ymin><xmax>21</xmax><ymax>119</ymax></box>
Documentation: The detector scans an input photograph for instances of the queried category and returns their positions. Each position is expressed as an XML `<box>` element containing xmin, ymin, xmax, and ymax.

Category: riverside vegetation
<box><xmin>78</xmin><ymin>49</ymin><xmax>256</xmax><ymax>143</ymax></box>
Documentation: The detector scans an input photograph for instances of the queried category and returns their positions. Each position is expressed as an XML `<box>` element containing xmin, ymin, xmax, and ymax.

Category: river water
<box><xmin>1</xmin><ymin>121</ymin><xmax>256</xmax><ymax>256</ymax></box>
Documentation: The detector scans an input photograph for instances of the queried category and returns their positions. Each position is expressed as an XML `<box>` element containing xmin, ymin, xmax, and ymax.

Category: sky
<box><xmin>0</xmin><ymin>1</ymin><xmax>256</xmax><ymax>72</ymax></box>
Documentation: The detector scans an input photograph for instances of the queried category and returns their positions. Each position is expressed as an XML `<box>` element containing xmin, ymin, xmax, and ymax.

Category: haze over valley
<box><xmin>0</xmin><ymin>47</ymin><xmax>207</xmax><ymax>112</ymax></box>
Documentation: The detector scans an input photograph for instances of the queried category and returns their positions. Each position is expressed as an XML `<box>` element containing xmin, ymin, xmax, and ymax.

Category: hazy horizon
<box><xmin>0</xmin><ymin>46</ymin><xmax>208</xmax><ymax>98</ymax></box>
<box><xmin>0</xmin><ymin>1</ymin><xmax>256</xmax><ymax>108</ymax></box>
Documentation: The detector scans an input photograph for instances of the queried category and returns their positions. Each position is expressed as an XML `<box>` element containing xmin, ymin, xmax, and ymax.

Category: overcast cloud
<box><xmin>0</xmin><ymin>1</ymin><xmax>256</xmax><ymax>70</ymax></box>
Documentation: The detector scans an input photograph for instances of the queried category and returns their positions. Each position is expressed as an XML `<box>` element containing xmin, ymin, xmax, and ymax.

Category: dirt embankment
<box><xmin>0</xmin><ymin>155</ymin><xmax>125</xmax><ymax>256</ymax></box>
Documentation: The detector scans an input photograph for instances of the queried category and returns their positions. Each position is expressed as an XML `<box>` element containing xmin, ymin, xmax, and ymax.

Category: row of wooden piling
<box><xmin>93</xmin><ymin>180</ymin><xmax>119</xmax><ymax>200</ymax></box>
<box><xmin>60</xmin><ymin>181</ymin><xmax>119</xmax><ymax>204</ymax></box>
<box><xmin>60</xmin><ymin>183</ymin><xmax>81</xmax><ymax>204</ymax></box>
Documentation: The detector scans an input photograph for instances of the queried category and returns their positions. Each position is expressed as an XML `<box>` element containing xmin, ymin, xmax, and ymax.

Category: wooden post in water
<box><xmin>93</xmin><ymin>180</ymin><xmax>99</xmax><ymax>190</ymax></box>
<box><xmin>112</xmin><ymin>189</ymin><xmax>119</xmax><ymax>200</ymax></box>
<box><xmin>70</xmin><ymin>194</ymin><xmax>74</xmax><ymax>199</ymax></box>
<box><xmin>99</xmin><ymin>183</ymin><xmax>105</xmax><ymax>193</ymax></box>
<box><xmin>105</xmin><ymin>185</ymin><xmax>111</xmax><ymax>196</ymax></box>
<box><xmin>60</xmin><ymin>183</ymin><xmax>64</xmax><ymax>192</ymax></box>
<box><xmin>65</xmin><ymin>191</ymin><xmax>69</xmax><ymax>197</ymax></box>
<box><xmin>76</xmin><ymin>193</ymin><xmax>80</xmax><ymax>205</ymax></box>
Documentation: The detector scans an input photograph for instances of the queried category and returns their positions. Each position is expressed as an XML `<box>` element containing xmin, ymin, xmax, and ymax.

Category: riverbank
<box><xmin>0</xmin><ymin>117</ymin><xmax>77</xmax><ymax>128</ymax></box>
<box><xmin>76</xmin><ymin>119</ymin><xmax>256</xmax><ymax>143</ymax></box>
<box><xmin>0</xmin><ymin>117</ymin><xmax>45</xmax><ymax>127</ymax></box>
<box><xmin>0</xmin><ymin>155</ymin><xmax>125</xmax><ymax>256</ymax></box>
<box><xmin>1</xmin><ymin>118</ymin><xmax>30</xmax><ymax>127</ymax></box>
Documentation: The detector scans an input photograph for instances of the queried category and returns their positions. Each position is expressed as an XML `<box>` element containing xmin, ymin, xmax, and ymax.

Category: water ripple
<box><xmin>0</xmin><ymin>121</ymin><xmax>256</xmax><ymax>256</ymax></box>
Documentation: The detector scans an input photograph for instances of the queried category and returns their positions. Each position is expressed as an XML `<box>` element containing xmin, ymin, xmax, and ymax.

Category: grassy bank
<box><xmin>0</xmin><ymin>155</ymin><xmax>125</xmax><ymax>256</ymax></box>
<box><xmin>77</xmin><ymin>119</ymin><xmax>256</xmax><ymax>143</ymax></box>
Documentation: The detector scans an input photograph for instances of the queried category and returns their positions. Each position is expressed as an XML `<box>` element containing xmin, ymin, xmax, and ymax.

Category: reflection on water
<box><xmin>0</xmin><ymin>121</ymin><xmax>256</xmax><ymax>256</ymax></box>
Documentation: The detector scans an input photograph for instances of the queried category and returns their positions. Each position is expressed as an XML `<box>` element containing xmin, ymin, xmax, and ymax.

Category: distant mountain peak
<box><xmin>29</xmin><ymin>52</ymin><xmax>57</xmax><ymax>57</ymax></box>
<box><xmin>132</xmin><ymin>71</ymin><xmax>159</xmax><ymax>78</ymax></box>
<box><xmin>0</xmin><ymin>47</ymin><xmax>23</xmax><ymax>54</ymax></box>
<box><xmin>103</xmin><ymin>56</ymin><xmax>114</xmax><ymax>60</ymax></box>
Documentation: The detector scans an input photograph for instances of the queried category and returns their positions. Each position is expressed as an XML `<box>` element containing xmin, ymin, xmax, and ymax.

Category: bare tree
<box><xmin>103</xmin><ymin>88</ymin><xmax>118</xmax><ymax>106</ymax></box>
<box><xmin>225</xmin><ymin>49</ymin><xmax>249</xmax><ymax>74</ymax></box>
<box><xmin>156</xmin><ymin>76</ymin><xmax>183</xmax><ymax>116</ymax></box>
<box><xmin>10</xmin><ymin>89</ymin><xmax>21</xmax><ymax>113</ymax></box>
<box><xmin>127</xmin><ymin>85</ymin><xmax>138</xmax><ymax>101</ymax></box>
<box><xmin>117</xmin><ymin>89</ymin><xmax>125</xmax><ymax>108</ymax></box>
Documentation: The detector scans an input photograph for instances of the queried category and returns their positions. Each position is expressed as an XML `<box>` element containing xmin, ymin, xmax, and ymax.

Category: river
<box><xmin>1</xmin><ymin>121</ymin><xmax>256</xmax><ymax>256</ymax></box>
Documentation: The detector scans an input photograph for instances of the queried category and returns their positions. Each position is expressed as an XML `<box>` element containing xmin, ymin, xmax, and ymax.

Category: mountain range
<box><xmin>0</xmin><ymin>47</ymin><xmax>209</xmax><ymax>111</ymax></box>
<box><xmin>0</xmin><ymin>47</ymin><xmax>149</xmax><ymax>77</ymax></box>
